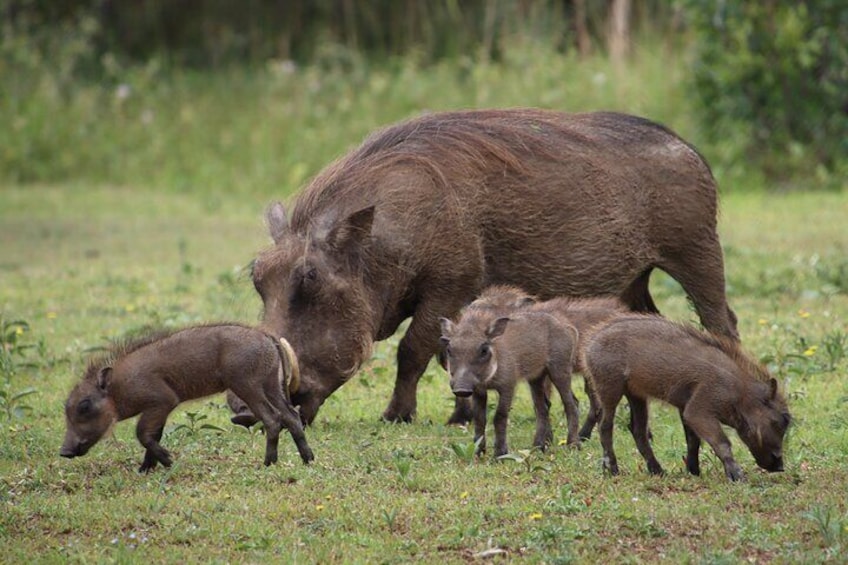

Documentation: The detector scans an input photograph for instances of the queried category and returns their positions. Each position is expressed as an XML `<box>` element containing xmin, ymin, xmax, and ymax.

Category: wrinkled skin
<box><xmin>237</xmin><ymin>109</ymin><xmax>739</xmax><ymax>426</ymax></box>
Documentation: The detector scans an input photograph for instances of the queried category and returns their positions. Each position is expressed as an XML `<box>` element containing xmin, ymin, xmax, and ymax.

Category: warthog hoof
<box><xmin>231</xmin><ymin>412</ymin><xmax>260</xmax><ymax>429</ymax></box>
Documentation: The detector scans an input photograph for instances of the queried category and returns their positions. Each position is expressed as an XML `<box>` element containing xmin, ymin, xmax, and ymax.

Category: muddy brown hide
<box><xmin>582</xmin><ymin>314</ymin><xmax>791</xmax><ymax>482</ymax></box>
<box><xmin>527</xmin><ymin>295</ymin><xmax>630</xmax><ymax>440</ymax></box>
<box><xmin>61</xmin><ymin>324</ymin><xmax>314</xmax><ymax>472</ymax></box>
<box><xmin>439</xmin><ymin>286</ymin><xmax>627</xmax><ymax>439</ymax></box>
<box><xmin>440</xmin><ymin>306</ymin><xmax>580</xmax><ymax>456</ymax></box>
<box><xmin>247</xmin><ymin>108</ymin><xmax>738</xmax><ymax>426</ymax></box>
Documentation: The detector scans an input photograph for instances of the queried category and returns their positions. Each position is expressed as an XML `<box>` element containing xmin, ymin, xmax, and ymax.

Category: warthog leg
<box><xmin>578</xmin><ymin>377</ymin><xmax>601</xmax><ymax>441</ymax></box>
<box><xmin>679</xmin><ymin>408</ymin><xmax>702</xmax><ymax>476</ymax></box>
<box><xmin>549</xmin><ymin>365</ymin><xmax>580</xmax><ymax>447</ymax></box>
<box><xmin>599</xmin><ymin>404</ymin><xmax>619</xmax><ymax>476</ymax></box>
<box><xmin>529</xmin><ymin>378</ymin><xmax>553</xmax><ymax>450</ymax></box>
<box><xmin>683</xmin><ymin>401</ymin><xmax>745</xmax><ymax>481</ymax></box>
<box><xmin>472</xmin><ymin>390</ymin><xmax>488</xmax><ymax>455</ymax></box>
<box><xmin>659</xmin><ymin>241</ymin><xmax>739</xmax><ymax>341</ymax></box>
<box><xmin>492</xmin><ymin>386</ymin><xmax>515</xmax><ymax>458</ymax></box>
<box><xmin>628</xmin><ymin>394</ymin><xmax>663</xmax><ymax>475</ymax></box>
<box><xmin>136</xmin><ymin>406</ymin><xmax>176</xmax><ymax>473</ymax></box>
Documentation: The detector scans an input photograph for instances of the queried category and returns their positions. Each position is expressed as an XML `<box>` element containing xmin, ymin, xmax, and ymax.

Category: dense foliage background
<box><xmin>2</xmin><ymin>0</ymin><xmax>845</xmax><ymax>190</ymax></box>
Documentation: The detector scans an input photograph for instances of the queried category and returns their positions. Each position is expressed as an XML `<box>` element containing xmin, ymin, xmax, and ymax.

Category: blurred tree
<box><xmin>608</xmin><ymin>0</ymin><xmax>631</xmax><ymax>63</ymax></box>
<box><xmin>2</xmin><ymin>0</ymin><xmax>680</xmax><ymax>68</ymax></box>
<box><xmin>572</xmin><ymin>0</ymin><xmax>591</xmax><ymax>57</ymax></box>
<box><xmin>687</xmin><ymin>0</ymin><xmax>848</xmax><ymax>184</ymax></box>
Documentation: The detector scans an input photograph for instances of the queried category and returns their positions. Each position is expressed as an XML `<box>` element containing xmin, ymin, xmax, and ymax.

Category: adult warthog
<box><xmin>238</xmin><ymin>109</ymin><xmax>738</xmax><ymax>425</ymax></box>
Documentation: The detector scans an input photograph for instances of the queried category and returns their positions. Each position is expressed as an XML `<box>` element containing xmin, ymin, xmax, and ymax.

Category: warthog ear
<box><xmin>769</xmin><ymin>378</ymin><xmax>778</xmax><ymax>400</ymax></box>
<box><xmin>486</xmin><ymin>317</ymin><xmax>510</xmax><ymax>339</ymax></box>
<box><xmin>96</xmin><ymin>367</ymin><xmax>112</xmax><ymax>391</ymax></box>
<box><xmin>326</xmin><ymin>206</ymin><xmax>375</xmax><ymax>251</ymax></box>
<box><xmin>516</xmin><ymin>296</ymin><xmax>536</xmax><ymax>307</ymax></box>
<box><xmin>439</xmin><ymin>317</ymin><xmax>454</xmax><ymax>338</ymax></box>
<box><xmin>266</xmin><ymin>201</ymin><xmax>290</xmax><ymax>244</ymax></box>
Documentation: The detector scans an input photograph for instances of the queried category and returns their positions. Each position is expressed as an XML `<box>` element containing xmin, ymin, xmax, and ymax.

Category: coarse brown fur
<box><xmin>525</xmin><ymin>294</ymin><xmax>630</xmax><ymax>440</ymax></box>
<box><xmin>440</xmin><ymin>301</ymin><xmax>580</xmax><ymax>457</ymax></box>
<box><xmin>243</xmin><ymin>108</ymin><xmax>738</xmax><ymax>426</ymax></box>
<box><xmin>61</xmin><ymin>323</ymin><xmax>314</xmax><ymax>472</ymax></box>
<box><xmin>582</xmin><ymin>314</ymin><xmax>791</xmax><ymax>482</ymax></box>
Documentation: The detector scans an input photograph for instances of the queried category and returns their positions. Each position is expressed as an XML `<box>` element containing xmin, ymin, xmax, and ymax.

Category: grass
<box><xmin>1</xmin><ymin>184</ymin><xmax>847</xmax><ymax>563</ymax></box>
<box><xmin>1</xmin><ymin>41</ymin><xmax>847</xmax><ymax>563</ymax></box>
<box><xmin>4</xmin><ymin>36</ymin><xmax>735</xmax><ymax>194</ymax></box>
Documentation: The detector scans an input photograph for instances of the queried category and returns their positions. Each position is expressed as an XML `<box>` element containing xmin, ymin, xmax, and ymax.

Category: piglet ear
<box><xmin>97</xmin><ymin>367</ymin><xmax>112</xmax><ymax>391</ymax></box>
<box><xmin>486</xmin><ymin>317</ymin><xmax>510</xmax><ymax>339</ymax></box>
<box><xmin>326</xmin><ymin>206</ymin><xmax>374</xmax><ymax>251</ymax></box>
<box><xmin>769</xmin><ymin>378</ymin><xmax>778</xmax><ymax>399</ymax></box>
<box><xmin>439</xmin><ymin>317</ymin><xmax>454</xmax><ymax>338</ymax></box>
<box><xmin>516</xmin><ymin>296</ymin><xmax>537</xmax><ymax>307</ymax></box>
<box><xmin>266</xmin><ymin>201</ymin><xmax>290</xmax><ymax>244</ymax></box>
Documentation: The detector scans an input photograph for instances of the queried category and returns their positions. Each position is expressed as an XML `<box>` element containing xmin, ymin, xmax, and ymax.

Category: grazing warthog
<box><xmin>242</xmin><ymin>108</ymin><xmax>739</xmax><ymax>426</ymax></box>
<box><xmin>440</xmin><ymin>305</ymin><xmax>580</xmax><ymax>456</ymax></box>
<box><xmin>583</xmin><ymin>314</ymin><xmax>791</xmax><ymax>482</ymax></box>
<box><xmin>61</xmin><ymin>324</ymin><xmax>314</xmax><ymax>472</ymax></box>
<box><xmin>451</xmin><ymin>286</ymin><xmax>627</xmax><ymax>440</ymax></box>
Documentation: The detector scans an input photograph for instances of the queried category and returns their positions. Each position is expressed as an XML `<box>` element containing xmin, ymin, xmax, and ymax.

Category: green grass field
<box><xmin>2</xmin><ymin>41</ymin><xmax>847</xmax><ymax>563</ymax></box>
<box><xmin>1</xmin><ymin>184</ymin><xmax>846</xmax><ymax>563</ymax></box>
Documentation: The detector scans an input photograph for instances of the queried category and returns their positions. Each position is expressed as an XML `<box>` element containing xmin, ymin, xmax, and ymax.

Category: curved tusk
<box><xmin>279</xmin><ymin>337</ymin><xmax>300</xmax><ymax>396</ymax></box>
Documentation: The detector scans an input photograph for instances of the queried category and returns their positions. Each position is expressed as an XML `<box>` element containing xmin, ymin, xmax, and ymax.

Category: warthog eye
<box><xmin>478</xmin><ymin>344</ymin><xmax>491</xmax><ymax>361</ymax></box>
<box><xmin>297</xmin><ymin>265</ymin><xmax>320</xmax><ymax>298</ymax></box>
<box><xmin>77</xmin><ymin>398</ymin><xmax>93</xmax><ymax>418</ymax></box>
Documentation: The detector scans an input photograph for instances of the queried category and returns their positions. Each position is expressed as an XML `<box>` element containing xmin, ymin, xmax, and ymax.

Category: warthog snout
<box><xmin>60</xmin><ymin>439</ymin><xmax>90</xmax><ymax>458</ymax></box>
<box><xmin>452</xmin><ymin>388</ymin><xmax>473</xmax><ymax>398</ymax></box>
<box><xmin>766</xmin><ymin>455</ymin><xmax>784</xmax><ymax>473</ymax></box>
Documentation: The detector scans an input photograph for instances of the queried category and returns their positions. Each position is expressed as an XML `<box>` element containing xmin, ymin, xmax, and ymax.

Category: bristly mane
<box><xmin>84</xmin><ymin>322</ymin><xmax>253</xmax><ymax>379</ymax></box>
<box><xmin>599</xmin><ymin>313</ymin><xmax>772</xmax><ymax>383</ymax></box>
<box><xmin>678</xmin><ymin>324</ymin><xmax>772</xmax><ymax>383</ymax></box>
<box><xmin>290</xmin><ymin>109</ymin><xmax>583</xmax><ymax>229</ymax></box>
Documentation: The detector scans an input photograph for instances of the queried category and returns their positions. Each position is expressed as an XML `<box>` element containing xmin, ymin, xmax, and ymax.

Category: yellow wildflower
<box><xmin>798</xmin><ymin>309</ymin><xmax>810</xmax><ymax>318</ymax></box>
<box><xmin>315</xmin><ymin>504</ymin><xmax>324</xmax><ymax>511</ymax></box>
<box><xmin>460</xmin><ymin>491</ymin><xmax>469</xmax><ymax>499</ymax></box>
<box><xmin>803</xmin><ymin>346</ymin><xmax>818</xmax><ymax>357</ymax></box>
<box><xmin>46</xmin><ymin>312</ymin><xmax>57</xmax><ymax>319</ymax></box>
<box><xmin>757</xmin><ymin>318</ymin><xmax>768</xmax><ymax>325</ymax></box>
<box><xmin>529</xmin><ymin>513</ymin><xmax>543</xmax><ymax>521</ymax></box>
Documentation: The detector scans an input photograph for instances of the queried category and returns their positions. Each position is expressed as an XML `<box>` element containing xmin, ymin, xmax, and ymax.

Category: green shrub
<box><xmin>687</xmin><ymin>1</ymin><xmax>848</xmax><ymax>187</ymax></box>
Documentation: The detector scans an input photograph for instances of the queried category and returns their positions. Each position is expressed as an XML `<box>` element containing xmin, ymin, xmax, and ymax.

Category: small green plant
<box><xmin>381</xmin><ymin>508</ymin><xmax>398</xmax><ymax>532</ymax></box>
<box><xmin>1</xmin><ymin>317</ymin><xmax>36</xmax><ymax>380</ymax></box>
<box><xmin>497</xmin><ymin>447</ymin><xmax>550</xmax><ymax>474</ymax></box>
<box><xmin>815</xmin><ymin>258</ymin><xmax>848</xmax><ymax>295</ymax></box>
<box><xmin>0</xmin><ymin>386</ymin><xmax>38</xmax><ymax>421</ymax></box>
<box><xmin>0</xmin><ymin>317</ymin><xmax>40</xmax><ymax>421</ymax></box>
<box><xmin>761</xmin><ymin>322</ymin><xmax>825</xmax><ymax>379</ymax></box>
<box><xmin>821</xmin><ymin>329</ymin><xmax>848</xmax><ymax>371</ymax></box>
<box><xmin>169</xmin><ymin>410</ymin><xmax>226</xmax><ymax>437</ymax></box>
<box><xmin>447</xmin><ymin>437</ymin><xmax>483</xmax><ymax>465</ymax></box>
<box><xmin>544</xmin><ymin>484</ymin><xmax>587</xmax><ymax>516</ymax></box>
<box><xmin>391</xmin><ymin>450</ymin><xmax>415</xmax><ymax>489</ymax></box>
<box><xmin>803</xmin><ymin>505</ymin><xmax>846</xmax><ymax>557</ymax></box>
